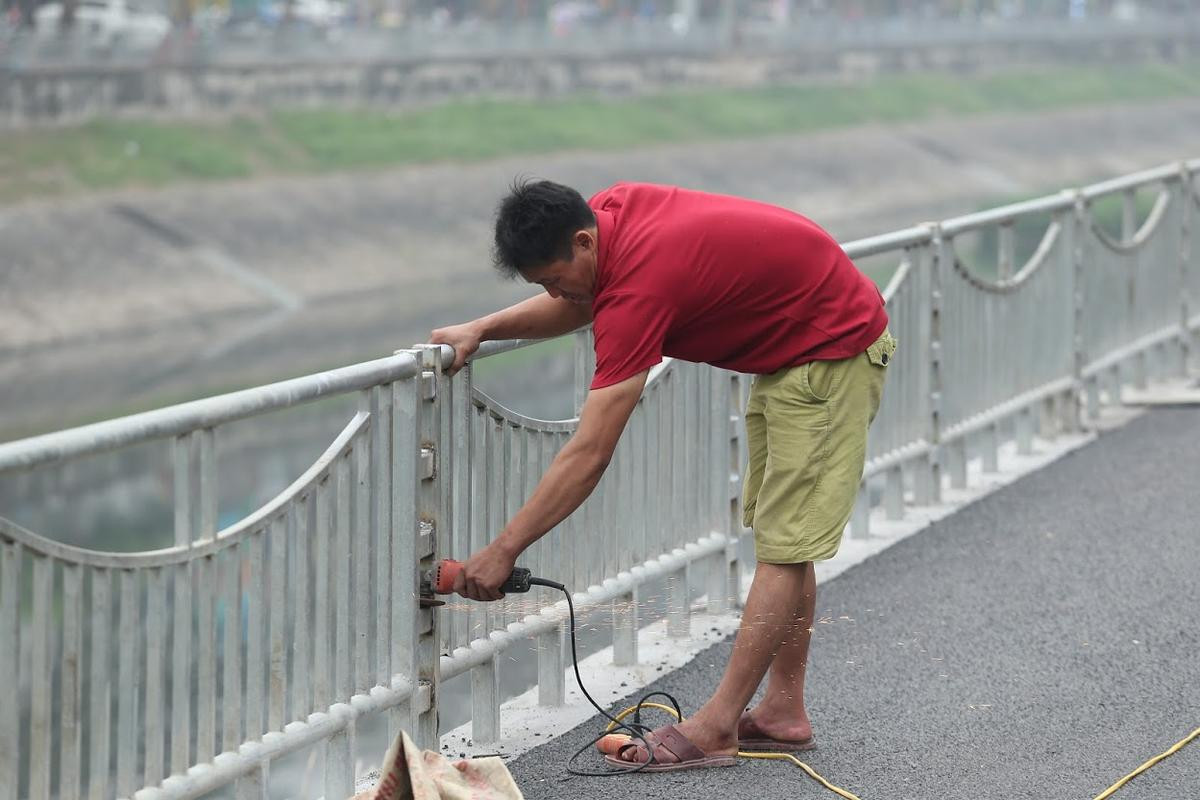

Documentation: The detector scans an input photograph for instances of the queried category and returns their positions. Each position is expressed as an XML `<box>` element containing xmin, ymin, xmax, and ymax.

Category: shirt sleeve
<box><xmin>589</xmin><ymin>292</ymin><xmax>675</xmax><ymax>390</ymax></box>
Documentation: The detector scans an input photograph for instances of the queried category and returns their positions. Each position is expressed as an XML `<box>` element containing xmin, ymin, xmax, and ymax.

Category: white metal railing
<box><xmin>0</xmin><ymin>339</ymin><xmax>743</xmax><ymax>800</ymax></box>
<box><xmin>4</xmin><ymin>15</ymin><xmax>1198</xmax><ymax>69</ymax></box>
<box><xmin>1</xmin><ymin>159</ymin><xmax>1197</xmax><ymax>800</ymax></box>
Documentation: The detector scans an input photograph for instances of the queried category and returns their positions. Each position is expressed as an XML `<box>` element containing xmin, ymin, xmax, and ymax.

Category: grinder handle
<box><xmin>501</xmin><ymin>567</ymin><xmax>532</xmax><ymax>594</ymax></box>
<box><xmin>434</xmin><ymin>559</ymin><xmax>533</xmax><ymax>595</ymax></box>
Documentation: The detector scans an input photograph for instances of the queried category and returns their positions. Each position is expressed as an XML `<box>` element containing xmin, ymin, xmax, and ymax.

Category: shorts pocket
<box><xmin>866</xmin><ymin>332</ymin><xmax>897</xmax><ymax>367</ymax></box>
<box><xmin>803</xmin><ymin>359</ymin><xmax>843</xmax><ymax>402</ymax></box>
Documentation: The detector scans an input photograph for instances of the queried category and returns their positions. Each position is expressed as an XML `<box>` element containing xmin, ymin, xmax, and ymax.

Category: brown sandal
<box><xmin>737</xmin><ymin>712</ymin><xmax>817</xmax><ymax>752</ymax></box>
<box><xmin>604</xmin><ymin>724</ymin><xmax>738</xmax><ymax>772</ymax></box>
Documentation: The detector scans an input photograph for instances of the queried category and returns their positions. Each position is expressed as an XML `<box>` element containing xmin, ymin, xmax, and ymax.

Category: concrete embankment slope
<box><xmin>508</xmin><ymin>406</ymin><xmax>1200</xmax><ymax>800</ymax></box>
<box><xmin>4</xmin><ymin>98</ymin><xmax>1200</xmax><ymax>438</ymax></box>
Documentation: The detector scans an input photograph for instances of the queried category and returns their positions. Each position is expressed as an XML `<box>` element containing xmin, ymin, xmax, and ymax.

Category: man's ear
<box><xmin>575</xmin><ymin>229</ymin><xmax>596</xmax><ymax>250</ymax></box>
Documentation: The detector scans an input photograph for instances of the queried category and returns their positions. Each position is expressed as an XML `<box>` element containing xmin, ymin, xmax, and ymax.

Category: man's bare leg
<box><xmin>657</xmin><ymin>560</ymin><xmax>813</xmax><ymax>758</ymax></box>
<box><xmin>745</xmin><ymin>560</ymin><xmax>816</xmax><ymax>741</ymax></box>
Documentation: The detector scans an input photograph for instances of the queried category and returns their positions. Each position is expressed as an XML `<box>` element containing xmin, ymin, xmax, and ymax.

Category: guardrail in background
<box><xmin>4</xmin><ymin>15</ymin><xmax>1198</xmax><ymax>68</ymax></box>
<box><xmin>0</xmin><ymin>159</ymin><xmax>1196</xmax><ymax>800</ymax></box>
<box><xmin>3</xmin><ymin>16</ymin><xmax>1199</xmax><ymax>127</ymax></box>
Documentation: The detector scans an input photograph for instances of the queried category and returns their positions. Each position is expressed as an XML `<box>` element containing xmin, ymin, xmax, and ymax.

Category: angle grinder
<box><xmin>418</xmin><ymin>558</ymin><xmax>538</xmax><ymax>606</ymax></box>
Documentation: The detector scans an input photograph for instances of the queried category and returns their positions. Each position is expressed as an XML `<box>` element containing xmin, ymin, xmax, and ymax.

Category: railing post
<box><xmin>1133</xmin><ymin>350</ymin><xmax>1149</xmax><ymax>391</ymax></box>
<box><xmin>1039</xmin><ymin>395</ymin><xmax>1059</xmax><ymax>441</ymax></box>
<box><xmin>884</xmin><ymin>465</ymin><xmax>905</xmax><ymax>520</ymax></box>
<box><xmin>667</xmin><ymin>565</ymin><xmax>690</xmax><ymax>638</ymax></box>
<box><xmin>392</xmin><ymin>347</ymin><xmax>441</xmax><ymax>751</ymax></box>
<box><xmin>352</xmin><ymin>396</ymin><xmax>372</xmax><ymax>697</ymax></box>
<box><xmin>234</xmin><ymin>763</ymin><xmax>268</xmax><ymax>800</ymax></box>
<box><xmin>1121</xmin><ymin>187</ymin><xmax>1138</xmax><ymax>243</ymax></box>
<box><xmin>727</xmin><ymin>373</ymin><xmax>747</xmax><ymax>608</ymax></box>
<box><xmin>143</xmin><ymin>567</ymin><xmax>166</xmax><ymax>788</ymax></box>
<box><xmin>706</xmin><ymin>369</ymin><xmax>720</xmax><ymax>538</ymax></box>
<box><xmin>705</xmin><ymin>368</ymin><xmax>732</xmax><ymax>614</ymax></box>
<box><xmin>198</xmin><ymin>427</ymin><xmax>217</xmax><ymax>540</ymax></box>
<box><xmin>704</xmin><ymin>546</ymin><xmax>728</xmax><ymax>614</ymax></box>
<box><xmin>998</xmin><ymin>221</ymin><xmax>1015</xmax><ymax>281</ymax></box>
<box><xmin>916</xmin><ymin>234</ymin><xmax>942</xmax><ymax>505</ymax></box>
<box><xmin>174</xmin><ymin>429</ymin><xmax>218</xmax><ymax>549</ymax></box>
<box><xmin>60</xmin><ymin>562</ymin><xmax>83</xmax><ymax>800</ymax></box>
<box><xmin>115</xmin><ymin>569</ymin><xmax>139</xmax><ymax>798</ymax></box>
<box><xmin>174</xmin><ymin>433</ymin><xmax>192</xmax><ymax>547</ymax></box>
<box><xmin>981</xmin><ymin>423</ymin><xmax>1000</xmax><ymax>473</ymax></box>
<box><xmin>1061</xmin><ymin>391</ymin><xmax>1079</xmax><ymax>436</ymax></box>
<box><xmin>537</xmin><ymin>622</ymin><xmax>566</xmax><ymax>706</ymax></box>
<box><xmin>1084</xmin><ymin>377</ymin><xmax>1101</xmax><ymax>421</ymax></box>
<box><xmin>172</xmin><ymin>561</ymin><xmax>194</xmax><ymax>774</ymax></box>
<box><xmin>450</xmin><ymin>366</ymin><xmax>473</xmax><ymax>654</ymax></box>
<box><xmin>471</xmin><ymin>655</ymin><xmax>500</xmax><ymax>745</ymax></box>
<box><xmin>324</xmin><ymin>721</ymin><xmax>354</xmax><ymax>800</ymax></box>
<box><xmin>90</xmin><ymin>566</ymin><xmax>112</xmax><ymax>800</ymax></box>
<box><xmin>1179</xmin><ymin>162</ymin><xmax>1193</xmax><ymax>376</ymax></box>
<box><xmin>28</xmin><ymin>556</ymin><xmax>52</xmax><ymax>800</ymax></box>
<box><xmin>414</xmin><ymin>347</ymin><xmax>445</xmax><ymax>750</ymax></box>
<box><xmin>1064</xmin><ymin>193</ymin><xmax>1085</xmax><ymax>434</ymax></box>
<box><xmin>1106</xmin><ymin>364</ymin><xmax>1123</xmax><ymax>407</ymax></box>
<box><xmin>573</xmin><ymin>327</ymin><xmax>594</xmax><ymax>415</ymax></box>
<box><xmin>850</xmin><ymin>479</ymin><xmax>871</xmax><ymax>538</ymax></box>
<box><xmin>372</xmin><ymin>384</ymin><xmax>395</xmax><ymax>689</ymax></box>
<box><xmin>0</xmin><ymin>542</ymin><xmax>18</xmax><ymax>800</ymax></box>
<box><xmin>947</xmin><ymin>438</ymin><xmax>968</xmax><ymax>491</ymax></box>
<box><xmin>1016</xmin><ymin>406</ymin><xmax>1035</xmax><ymax>455</ymax></box>
<box><xmin>614</xmin><ymin>587</ymin><xmax>639</xmax><ymax>666</ymax></box>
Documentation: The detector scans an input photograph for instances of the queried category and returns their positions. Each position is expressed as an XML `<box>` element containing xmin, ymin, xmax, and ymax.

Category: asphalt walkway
<box><xmin>508</xmin><ymin>406</ymin><xmax>1200</xmax><ymax>800</ymax></box>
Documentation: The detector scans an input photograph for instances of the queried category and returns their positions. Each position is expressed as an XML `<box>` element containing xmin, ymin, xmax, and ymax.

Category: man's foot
<box><xmin>740</xmin><ymin>705</ymin><xmax>815</xmax><ymax>748</ymax></box>
<box><xmin>672</xmin><ymin>715</ymin><xmax>739</xmax><ymax>758</ymax></box>
<box><xmin>604</xmin><ymin>722</ymin><xmax>738</xmax><ymax>772</ymax></box>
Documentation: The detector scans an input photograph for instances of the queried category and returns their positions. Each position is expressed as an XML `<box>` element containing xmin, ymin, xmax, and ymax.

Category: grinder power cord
<box><xmin>420</xmin><ymin>558</ymin><xmax>1197</xmax><ymax>798</ymax></box>
<box><xmin>422</xmin><ymin>558</ymin><xmax>868</xmax><ymax>791</ymax></box>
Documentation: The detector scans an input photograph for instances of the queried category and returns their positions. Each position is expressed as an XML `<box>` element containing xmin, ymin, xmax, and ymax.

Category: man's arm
<box><xmin>453</xmin><ymin>369</ymin><xmax>649</xmax><ymax>601</ymax></box>
<box><xmin>475</xmin><ymin>293</ymin><xmax>594</xmax><ymax>341</ymax></box>
<box><xmin>431</xmin><ymin>294</ymin><xmax>593</xmax><ymax>373</ymax></box>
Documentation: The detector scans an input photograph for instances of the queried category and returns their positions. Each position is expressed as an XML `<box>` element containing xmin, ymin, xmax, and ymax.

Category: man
<box><xmin>429</xmin><ymin>179</ymin><xmax>894</xmax><ymax>771</ymax></box>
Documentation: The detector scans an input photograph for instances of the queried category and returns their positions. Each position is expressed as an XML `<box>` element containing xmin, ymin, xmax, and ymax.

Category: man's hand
<box><xmin>429</xmin><ymin>322</ymin><xmax>482</xmax><ymax>375</ymax></box>
<box><xmin>452</xmin><ymin>540</ymin><xmax>518</xmax><ymax>602</ymax></box>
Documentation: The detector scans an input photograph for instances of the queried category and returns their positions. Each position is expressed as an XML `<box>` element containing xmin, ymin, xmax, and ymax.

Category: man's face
<box><xmin>522</xmin><ymin>228</ymin><xmax>598</xmax><ymax>305</ymax></box>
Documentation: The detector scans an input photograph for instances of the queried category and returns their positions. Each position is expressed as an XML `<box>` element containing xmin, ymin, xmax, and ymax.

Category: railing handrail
<box><xmin>841</xmin><ymin>224</ymin><xmax>932</xmax><ymax>260</ymax></box>
<box><xmin>0</xmin><ymin>352</ymin><xmax>419</xmax><ymax>474</ymax></box>
<box><xmin>939</xmin><ymin>190</ymin><xmax>1075</xmax><ymax>237</ymax></box>
<box><xmin>0</xmin><ymin>329</ymin><xmax>605</xmax><ymax>476</ymax></box>
<box><xmin>1080</xmin><ymin>161</ymin><xmax>1183</xmax><ymax>201</ymax></box>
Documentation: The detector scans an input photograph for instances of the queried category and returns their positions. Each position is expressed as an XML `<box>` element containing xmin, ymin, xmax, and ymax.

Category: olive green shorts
<box><xmin>742</xmin><ymin>330</ymin><xmax>896</xmax><ymax>564</ymax></box>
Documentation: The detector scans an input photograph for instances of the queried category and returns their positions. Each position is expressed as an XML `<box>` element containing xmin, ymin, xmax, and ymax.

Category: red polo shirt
<box><xmin>587</xmin><ymin>182</ymin><xmax>888</xmax><ymax>389</ymax></box>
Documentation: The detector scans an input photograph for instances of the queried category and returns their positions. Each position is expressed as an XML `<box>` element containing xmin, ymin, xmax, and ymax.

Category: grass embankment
<box><xmin>3</xmin><ymin>60</ymin><xmax>1199</xmax><ymax>204</ymax></box>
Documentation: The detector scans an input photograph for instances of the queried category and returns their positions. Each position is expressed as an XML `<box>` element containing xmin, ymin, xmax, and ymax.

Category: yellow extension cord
<box><xmin>1091</xmin><ymin>726</ymin><xmax>1200</xmax><ymax>800</ymax></box>
<box><xmin>604</xmin><ymin>703</ymin><xmax>1199</xmax><ymax>800</ymax></box>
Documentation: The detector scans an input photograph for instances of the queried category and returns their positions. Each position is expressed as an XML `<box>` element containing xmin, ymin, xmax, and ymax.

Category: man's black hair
<box><xmin>492</xmin><ymin>178</ymin><xmax>596</xmax><ymax>279</ymax></box>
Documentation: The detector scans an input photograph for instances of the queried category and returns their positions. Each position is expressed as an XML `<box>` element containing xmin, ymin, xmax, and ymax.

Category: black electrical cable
<box><xmin>529</xmin><ymin>577</ymin><xmax>685</xmax><ymax>776</ymax></box>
